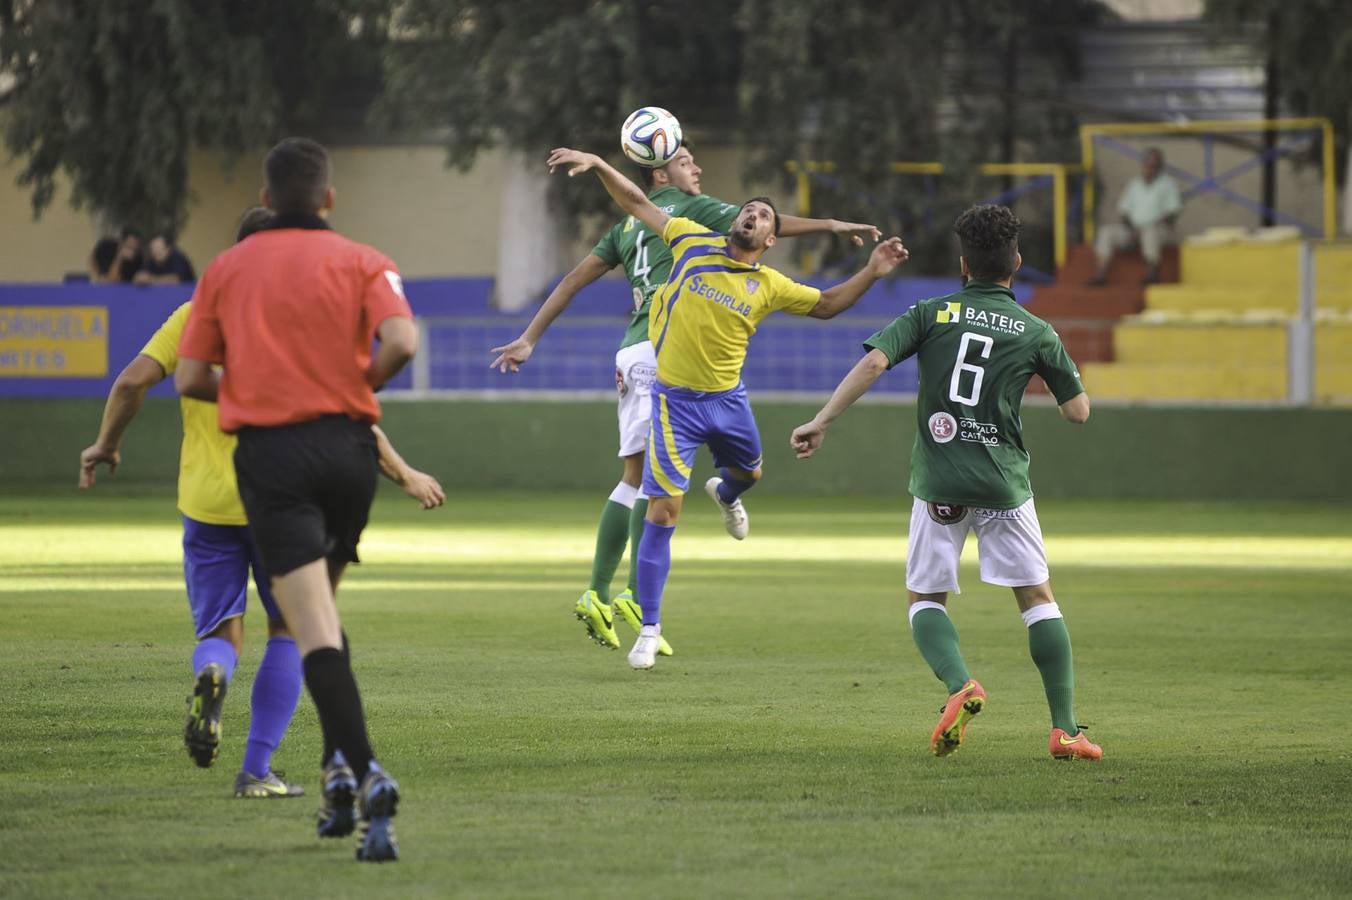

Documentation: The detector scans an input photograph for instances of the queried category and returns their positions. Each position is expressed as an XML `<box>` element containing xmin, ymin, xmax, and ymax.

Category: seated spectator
<box><xmin>116</xmin><ymin>228</ymin><xmax>144</xmax><ymax>283</ymax></box>
<box><xmin>88</xmin><ymin>237</ymin><xmax>121</xmax><ymax>283</ymax></box>
<box><xmin>1091</xmin><ymin>147</ymin><xmax>1182</xmax><ymax>285</ymax></box>
<box><xmin>134</xmin><ymin>233</ymin><xmax>196</xmax><ymax>284</ymax></box>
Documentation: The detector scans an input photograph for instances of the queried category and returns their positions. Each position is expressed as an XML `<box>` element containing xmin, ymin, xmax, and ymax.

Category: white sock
<box><xmin>609</xmin><ymin>482</ymin><xmax>640</xmax><ymax>508</ymax></box>
<box><xmin>1021</xmin><ymin>602</ymin><xmax>1063</xmax><ymax>628</ymax></box>
<box><xmin>908</xmin><ymin>600</ymin><xmax>949</xmax><ymax>626</ymax></box>
<box><xmin>639</xmin><ymin>624</ymin><xmax>661</xmax><ymax>636</ymax></box>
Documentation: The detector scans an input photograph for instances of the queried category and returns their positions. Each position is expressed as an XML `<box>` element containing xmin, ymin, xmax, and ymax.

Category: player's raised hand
<box><xmin>490</xmin><ymin>336</ymin><xmax>534</xmax><ymax>373</ymax></box>
<box><xmin>789</xmin><ymin>420</ymin><xmax>828</xmax><ymax>460</ymax></box>
<box><xmin>547</xmin><ymin>148</ymin><xmax>599</xmax><ymax>177</ymax></box>
<box><xmin>867</xmin><ymin>237</ymin><xmax>910</xmax><ymax>276</ymax></box>
<box><xmin>78</xmin><ymin>443</ymin><xmax>119</xmax><ymax>488</ymax></box>
<box><xmin>400</xmin><ymin>467</ymin><xmax>446</xmax><ymax>510</ymax></box>
<box><xmin>833</xmin><ymin>220</ymin><xmax>883</xmax><ymax>247</ymax></box>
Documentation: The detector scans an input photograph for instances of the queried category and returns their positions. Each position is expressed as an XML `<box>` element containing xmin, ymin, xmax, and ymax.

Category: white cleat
<box><xmin>628</xmin><ymin>625</ymin><xmax>663</xmax><ymax>670</ymax></box>
<box><xmin>705</xmin><ymin>477</ymin><xmax>749</xmax><ymax>540</ymax></box>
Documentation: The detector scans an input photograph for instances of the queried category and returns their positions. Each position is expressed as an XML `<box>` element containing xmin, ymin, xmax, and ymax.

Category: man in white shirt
<box><xmin>1090</xmin><ymin>147</ymin><xmax>1182</xmax><ymax>285</ymax></box>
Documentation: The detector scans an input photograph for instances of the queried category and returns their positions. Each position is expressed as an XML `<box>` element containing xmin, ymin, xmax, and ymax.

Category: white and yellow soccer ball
<box><xmin>620</xmin><ymin>107</ymin><xmax>683</xmax><ymax>167</ymax></box>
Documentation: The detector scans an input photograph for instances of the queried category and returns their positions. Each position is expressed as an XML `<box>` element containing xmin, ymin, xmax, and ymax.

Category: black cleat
<box><xmin>355</xmin><ymin>762</ymin><xmax>401</xmax><ymax>862</ymax></box>
<box><xmin>316</xmin><ymin>752</ymin><xmax>358</xmax><ymax>839</ymax></box>
<box><xmin>184</xmin><ymin>663</ymin><xmax>227</xmax><ymax>768</ymax></box>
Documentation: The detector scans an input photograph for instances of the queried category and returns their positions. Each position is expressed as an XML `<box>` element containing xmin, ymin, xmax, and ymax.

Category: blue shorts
<box><xmin>643</xmin><ymin>381</ymin><xmax>763</xmax><ymax>498</ymax></box>
<box><xmin>182</xmin><ymin>515</ymin><xmax>281</xmax><ymax>638</ymax></box>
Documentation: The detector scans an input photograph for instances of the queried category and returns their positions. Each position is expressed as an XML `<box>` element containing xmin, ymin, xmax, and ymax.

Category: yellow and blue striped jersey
<box><xmin>648</xmin><ymin>217</ymin><xmax>821</xmax><ymax>392</ymax></box>
<box><xmin>139</xmin><ymin>302</ymin><xmax>247</xmax><ymax>526</ymax></box>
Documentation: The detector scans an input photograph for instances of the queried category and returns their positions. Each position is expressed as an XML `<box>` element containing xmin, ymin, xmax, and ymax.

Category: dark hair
<box><xmin>264</xmin><ymin>137</ymin><xmax>331</xmax><ymax>214</ymax></box>
<box><xmin>1144</xmin><ymin>146</ymin><xmax>1164</xmax><ymax>163</ymax></box>
<box><xmin>235</xmin><ymin>206</ymin><xmax>274</xmax><ymax>242</ymax></box>
<box><xmin>91</xmin><ymin>237</ymin><xmax>119</xmax><ymax>275</ymax></box>
<box><xmin>740</xmin><ymin>196</ymin><xmax>781</xmax><ymax>236</ymax></box>
<box><xmin>634</xmin><ymin>140</ymin><xmax>692</xmax><ymax>189</ymax></box>
<box><xmin>953</xmin><ymin>204</ymin><xmax>1020</xmax><ymax>281</ymax></box>
<box><xmin>119</xmin><ymin>226</ymin><xmax>142</xmax><ymax>242</ymax></box>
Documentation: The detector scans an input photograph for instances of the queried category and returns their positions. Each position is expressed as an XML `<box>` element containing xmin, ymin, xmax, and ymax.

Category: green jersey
<box><xmin>591</xmin><ymin>186</ymin><xmax>739</xmax><ymax>349</ymax></box>
<box><xmin>864</xmin><ymin>281</ymin><xmax>1084</xmax><ymax>509</ymax></box>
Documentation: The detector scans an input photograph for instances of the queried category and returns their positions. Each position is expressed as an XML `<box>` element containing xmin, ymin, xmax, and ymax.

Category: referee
<box><xmin>177</xmin><ymin>137</ymin><xmax>417</xmax><ymax>863</ymax></box>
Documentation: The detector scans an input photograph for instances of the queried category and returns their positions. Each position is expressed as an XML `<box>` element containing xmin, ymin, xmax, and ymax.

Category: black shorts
<box><xmin>234</xmin><ymin>416</ymin><xmax>378</xmax><ymax>577</ymax></box>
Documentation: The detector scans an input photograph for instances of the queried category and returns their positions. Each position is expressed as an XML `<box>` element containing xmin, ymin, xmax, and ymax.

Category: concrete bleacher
<box><xmin>1065</xmin><ymin>234</ymin><xmax>1352</xmax><ymax>405</ymax></box>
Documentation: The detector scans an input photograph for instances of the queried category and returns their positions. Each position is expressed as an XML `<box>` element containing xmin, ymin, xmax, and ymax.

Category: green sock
<box><xmin>1028</xmin><ymin>617</ymin><xmax>1077</xmax><ymax>733</ymax></box>
<box><xmin>910</xmin><ymin>607</ymin><xmax>971</xmax><ymax>694</ymax></box>
<box><xmin>589</xmin><ymin>500</ymin><xmax>632</xmax><ymax>604</ymax></box>
<box><xmin>624</xmin><ymin>498</ymin><xmax>648</xmax><ymax>595</ymax></box>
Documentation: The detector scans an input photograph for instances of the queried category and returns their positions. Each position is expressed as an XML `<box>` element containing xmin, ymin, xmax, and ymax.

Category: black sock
<box><xmin>316</xmin><ymin>631</ymin><xmax>354</xmax><ymax>764</ymax></box>
<box><xmin>303</xmin><ymin>646</ymin><xmax>374</xmax><ymax>781</ymax></box>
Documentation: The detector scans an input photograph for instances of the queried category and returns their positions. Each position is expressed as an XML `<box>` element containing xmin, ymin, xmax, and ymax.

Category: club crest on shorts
<box><xmin>745</xmin><ymin>277</ymin><xmax>760</xmax><ymax>295</ymax></box>
<box><xmin>928</xmin><ymin>502</ymin><xmax>968</xmax><ymax>525</ymax></box>
<box><xmin>928</xmin><ymin>411</ymin><xmax>957</xmax><ymax>444</ymax></box>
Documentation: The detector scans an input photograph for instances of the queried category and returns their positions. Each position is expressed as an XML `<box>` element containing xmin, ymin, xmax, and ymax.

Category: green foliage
<box><xmin>380</xmin><ymin>1</ymin><xmax>1104</xmax><ymax>274</ymax></box>
<box><xmin>0</xmin><ymin>0</ymin><xmax>391</xmax><ymax>234</ymax></box>
<box><xmin>378</xmin><ymin>1</ymin><xmax>741</xmax><ymax>219</ymax></box>
<box><xmin>1206</xmin><ymin>0</ymin><xmax>1352</xmax><ymax>173</ymax></box>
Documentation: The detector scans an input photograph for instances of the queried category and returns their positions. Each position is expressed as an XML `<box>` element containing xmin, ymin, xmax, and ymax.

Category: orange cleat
<box><xmin>930</xmin><ymin>679</ymin><xmax>986</xmax><ymax>757</ymax></box>
<box><xmin>1049</xmin><ymin>727</ymin><xmax>1103</xmax><ymax>760</ymax></box>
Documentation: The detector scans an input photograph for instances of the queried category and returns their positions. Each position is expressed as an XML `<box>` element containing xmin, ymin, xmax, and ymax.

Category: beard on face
<box><xmin>730</xmin><ymin>220</ymin><xmax>760</xmax><ymax>250</ymax></box>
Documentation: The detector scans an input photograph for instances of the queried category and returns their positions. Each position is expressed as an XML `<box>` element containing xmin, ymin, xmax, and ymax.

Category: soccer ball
<box><xmin>620</xmin><ymin>107</ymin><xmax>683</xmax><ymax>167</ymax></box>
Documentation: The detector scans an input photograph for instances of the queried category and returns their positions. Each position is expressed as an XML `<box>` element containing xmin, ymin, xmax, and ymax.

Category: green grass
<box><xmin>2</xmin><ymin>491</ymin><xmax>1350</xmax><ymax>898</ymax></box>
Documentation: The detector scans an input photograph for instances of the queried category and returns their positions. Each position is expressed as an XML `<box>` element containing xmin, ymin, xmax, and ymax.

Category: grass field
<box><xmin>2</xmin><ymin>490</ymin><xmax>1350</xmax><ymax>898</ymax></box>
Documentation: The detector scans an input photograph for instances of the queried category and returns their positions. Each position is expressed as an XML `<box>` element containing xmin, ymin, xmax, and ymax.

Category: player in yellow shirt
<box><xmin>547</xmin><ymin>147</ymin><xmax>910</xmax><ymax>669</ymax></box>
<box><xmin>78</xmin><ymin>209</ymin><xmax>444</xmax><ymax>797</ymax></box>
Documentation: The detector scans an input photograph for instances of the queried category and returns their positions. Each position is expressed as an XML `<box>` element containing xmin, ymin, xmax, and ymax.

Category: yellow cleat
<box><xmin>612</xmin><ymin>589</ymin><xmax>673</xmax><ymax>656</ymax></box>
<box><xmin>574</xmin><ymin>590</ymin><xmax>620</xmax><ymax>650</ymax></box>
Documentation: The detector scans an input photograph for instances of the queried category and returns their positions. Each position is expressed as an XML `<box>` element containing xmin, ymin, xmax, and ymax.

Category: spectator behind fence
<box><xmin>1090</xmin><ymin>147</ymin><xmax>1181</xmax><ymax>286</ymax></box>
<box><xmin>88</xmin><ymin>237</ymin><xmax>120</xmax><ymax>283</ymax></box>
<box><xmin>135</xmin><ymin>234</ymin><xmax>196</xmax><ymax>284</ymax></box>
<box><xmin>117</xmin><ymin>228</ymin><xmax>144</xmax><ymax>283</ymax></box>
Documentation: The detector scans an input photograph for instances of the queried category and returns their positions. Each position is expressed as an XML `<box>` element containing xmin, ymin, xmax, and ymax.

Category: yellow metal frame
<box><xmin>1080</xmin><ymin>118</ymin><xmax>1336</xmax><ymax>242</ymax></box>
<box><xmin>786</xmin><ymin>161</ymin><xmax>1078</xmax><ymax>267</ymax></box>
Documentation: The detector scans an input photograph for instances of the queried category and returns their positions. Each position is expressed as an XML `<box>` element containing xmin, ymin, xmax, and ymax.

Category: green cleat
<box><xmin>575</xmin><ymin>590</ymin><xmax>620</xmax><ymax>650</ymax></box>
<box><xmin>613</xmin><ymin>589</ymin><xmax>673</xmax><ymax>656</ymax></box>
<box><xmin>184</xmin><ymin>663</ymin><xmax>227</xmax><ymax>768</ymax></box>
<box><xmin>234</xmin><ymin>769</ymin><xmax>306</xmax><ymax>798</ymax></box>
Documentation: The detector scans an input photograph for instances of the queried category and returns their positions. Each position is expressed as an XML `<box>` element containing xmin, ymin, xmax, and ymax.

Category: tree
<box><xmin>0</xmin><ymin>0</ymin><xmax>391</xmax><ymax>235</ymax></box>
<box><xmin>1206</xmin><ymin>0</ymin><xmax>1352</xmax><ymax>183</ymax></box>
<box><xmin>378</xmin><ymin>1</ymin><xmax>741</xmax><ymax>220</ymax></box>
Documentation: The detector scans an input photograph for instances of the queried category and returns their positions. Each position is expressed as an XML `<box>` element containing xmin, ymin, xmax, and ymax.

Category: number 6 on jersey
<box><xmin>949</xmin><ymin>331</ymin><xmax>994</xmax><ymax>405</ymax></box>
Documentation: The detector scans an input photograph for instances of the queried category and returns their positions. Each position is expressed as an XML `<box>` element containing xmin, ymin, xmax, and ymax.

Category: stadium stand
<box><xmin>1075</xmin><ymin>234</ymin><xmax>1352</xmax><ymax>403</ymax></box>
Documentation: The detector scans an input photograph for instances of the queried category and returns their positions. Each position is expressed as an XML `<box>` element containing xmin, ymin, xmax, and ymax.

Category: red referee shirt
<box><xmin>178</xmin><ymin>215</ymin><xmax>413</xmax><ymax>433</ymax></box>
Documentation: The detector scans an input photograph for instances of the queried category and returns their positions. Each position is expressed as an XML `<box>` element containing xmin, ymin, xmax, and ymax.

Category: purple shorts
<box><xmin>643</xmin><ymin>381</ymin><xmax>763</xmax><ymax>498</ymax></box>
<box><xmin>182</xmin><ymin>515</ymin><xmax>281</xmax><ymax>638</ymax></box>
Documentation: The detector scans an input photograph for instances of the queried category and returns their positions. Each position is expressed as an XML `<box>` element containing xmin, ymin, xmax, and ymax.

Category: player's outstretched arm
<box><xmin>490</xmin><ymin>254</ymin><xmax>612</xmax><ymax>373</ymax></box>
<box><xmin>1059</xmin><ymin>391</ymin><xmax>1091</xmax><ymax>424</ymax></box>
<box><xmin>789</xmin><ymin>349</ymin><xmax>890</xmax><ymax>459</ymax></box>
<box><xmin>809</xmin><ymin>237</ymin><xmax>910</xmax><ymax>319</ymax></box>
<box><xmin>79</xmin><ymin>354</ymin><xmax>166</xmax><ymax>488</ymax></box>
<box><xmin>547</xmin><ymin>148</ymin><xmax>670</xmax><ymax>236</ymax></box>
<box><xmin>372</xmin><ymin>424</ymin><xmax>446</xmax><ymax>509</ymax></box>
<box><xmin>778</xmin><ymin>215</ymin><xmax>882</xmax><ymax>247</ymax></box>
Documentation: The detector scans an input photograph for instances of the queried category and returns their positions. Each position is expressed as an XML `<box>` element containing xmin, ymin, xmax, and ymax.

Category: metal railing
<box><xmin>1080</xmin><ymin>118</ymin><xmax>1337</xmax><ymax>242</ymax></box>
<box><xmin>786</xmin><ymin>160</ymin><xmax>1081</xmax><ymax>269</ymax></box>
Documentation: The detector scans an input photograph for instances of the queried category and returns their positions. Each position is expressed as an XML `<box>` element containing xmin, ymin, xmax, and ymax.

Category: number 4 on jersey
<box><xmin>949</xmin><ymin>332</ymin><xmax>994</xmax><ymax>405</ymax></box>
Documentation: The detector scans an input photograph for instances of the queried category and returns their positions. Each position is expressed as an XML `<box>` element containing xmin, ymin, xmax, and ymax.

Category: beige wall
<box><xmin>0</xmin><ymin>158</ymin><xmax>101</xmax><ymax>281</ymax></box>
<box><xmin>12</xmin><ymin>133</ymin><xmax>1325</xmax><ymax>284</ymax></box>
<box><xmin>0</xmin><ymin>140</ymin><xmax>800</xmax><ymax>284</ymax></box>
